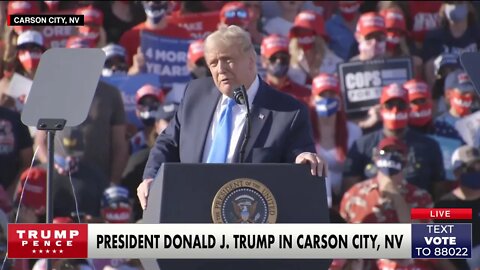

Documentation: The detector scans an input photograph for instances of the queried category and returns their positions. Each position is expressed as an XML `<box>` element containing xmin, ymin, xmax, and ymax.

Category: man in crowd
<box><xmin>343</xmin><ymin>83</ymin><xmax>446</xmax><ymax>199</ymax></box>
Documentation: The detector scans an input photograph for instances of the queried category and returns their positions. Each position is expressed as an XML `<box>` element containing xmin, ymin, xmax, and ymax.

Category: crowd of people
<box><xmin>0</xmin><ymin>1</ymin><xmax>479</xmax><ymax>270</ymax></box>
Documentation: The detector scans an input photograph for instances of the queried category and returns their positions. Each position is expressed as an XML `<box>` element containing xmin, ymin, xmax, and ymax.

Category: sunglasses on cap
<box><xmin>383</xmin><ymin>99</ymin><xmax>408</xmax><ymax>110</ymax></box>
<box><xmin>378</xmin><ymin>148</ymin><xmax>405</xmax><ymax>160</ymax></box>
<box><xmin>224</xmin><ymin>9</ymin><xmax>248</xmax><ymax>19</ymax></box>
<box><xmin>365</xmin><ymin>32</ymin><xmax>386</xmax><ymax>42</ymax></box>
<box><xmin>269</xmin><ymin>53</ymin><xmax>289</xmax><ymax>64</ymax></box>
<box><xmin>411</xmin><ymin>97</ymin><xmax>428</xmax><ymax>105</ymax></box>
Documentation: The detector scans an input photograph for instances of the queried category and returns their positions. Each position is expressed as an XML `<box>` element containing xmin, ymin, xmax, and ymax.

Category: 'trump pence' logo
<box><xmin>8</xmin><ymin>224</ymin><xmax>88</xmax><ymax>258</ymax></box>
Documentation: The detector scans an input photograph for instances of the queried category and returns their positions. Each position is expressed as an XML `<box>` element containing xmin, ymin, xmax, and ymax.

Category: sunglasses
<box><xmin>383</xmin><ymin>99</ymin><xmax>408</xmax><ymax>110</ymax></box>
<box><xmin>365</xmin><ymin>32</ymin><xmax>386</xmax><ymax>42</ymax></box>
<box><xmin>411</xmin><ymin>98</ymin><xmax>427</xmax><ymax>105</ymax></box>
<box><xmin>269</xmin><ymin>53</ymin><xmax>289</xmax><ymax>64</ymax></box>
<box><xmin>224</xmin><ymin>9</ymin><xmax>248</xmax><ymax>19</ymax></box>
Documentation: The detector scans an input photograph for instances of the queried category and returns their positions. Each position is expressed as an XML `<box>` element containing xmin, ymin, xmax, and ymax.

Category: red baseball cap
<box><xmin>65</xmin><ymin>35</ymin><xmax>96</xmax><ymax>48</ymax></box>
<box><xmin>380</xmin><ymin>8</ymin><xmax>406</xmax><ymax>32</ymax></box>
<box><xmin>312</xmin><ymin>73</ymin><xmax>340</xmax><ymax>96</ymax></box>
<box><xmin>17</xmin><ymin>167</ymin><xmax>47</xmax><ymax>215</ymax></box>
<box><xmin>135</xmin><ymin>84</ymin><xmax>162</xmax><ymax>104</ymax></box>
<box><xmin>260</xmin><ymin>34</ymin><xmax>289</xmax><ymax>58</ymax></box>
<box><xmin>188</xmin><ymin>39</ymin><xmax>205</xmax><ymax>64</ymax></box>
<box><xmin>7</xmin><ymin>1</ymin><xmax>40</xmax><ymax>14</ymax></box>
<box><xmin>380</xmin><ymin>83</ymin><xmax>409</xmax><ymax>104</ymax></box>
<box><xmin>403</xmin><ymin>79</ymin><xmax>431</xmax><ymax>101</ymax></box>
<box><xmin>219</xmin><ymin>2</ymin><xmax>251</xmax><ymax>28</ymax></box>
<box><xmin>290</xmin><ymin>10</ymin><xmax>326</xmax><ymax>39</ymax></box>
<box><xmin>76</xmin><ymin>6</ymin><xmax>104</xmax><ymax>26</ymax></box>
<box><xmin>356</xmin><ymin>12</ymin><xmax>386</xmax><ymax>36</ymax></box>
<box><xmin>378</xmin><ymin>136</ymin><xmax>407</xmax><ymax>156</ymax></box>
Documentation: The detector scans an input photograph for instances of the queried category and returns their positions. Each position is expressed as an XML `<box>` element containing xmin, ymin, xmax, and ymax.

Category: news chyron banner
<box><xmin>7</xmin><ymin>209</ymin><xmax>472</xmax><ymax>260</ymax></box>
<box><xmin>7</xmin><ymin>12</ymin><xmax>83</xmax><ymax>49</ymax></box>
<box><xmin>338</xmin><ymin>57</ymin><xmax>413</xmax><ymax>115</ymax></box>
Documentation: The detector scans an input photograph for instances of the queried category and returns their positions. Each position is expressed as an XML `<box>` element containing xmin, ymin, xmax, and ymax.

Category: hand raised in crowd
<box><xmin>358</xmin><ymin>104</ymin><xmax>381</xmax><ymax>130</ymax></box>
<box><xmin>128</xmin><ymin>47</ymin><xmax>146</xmax><ymax>75</ymax></box>
<box><xmin>377</xmin><ymin>174</ymin><xmax>401</xmax><ymax>198</ymax></box>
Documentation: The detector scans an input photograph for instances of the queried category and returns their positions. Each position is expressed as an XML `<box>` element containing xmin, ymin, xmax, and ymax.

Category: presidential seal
<box><xmin>211</xmin><ymin>178</ymin><xmax>277</xmax><ymax>223</ymax></box>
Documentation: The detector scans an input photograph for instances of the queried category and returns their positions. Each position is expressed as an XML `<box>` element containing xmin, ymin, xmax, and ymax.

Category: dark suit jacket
<box><xmin>143</xmin><ymin>76</ymin><xmax>316</xmax><ymax>179</ymax></box>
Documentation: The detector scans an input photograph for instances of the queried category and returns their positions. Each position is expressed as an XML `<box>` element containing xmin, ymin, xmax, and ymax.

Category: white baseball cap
<box><xmin>17</xmin><ymin>30</ymin><xmax>44</xmax><ymax>48</ymax></box>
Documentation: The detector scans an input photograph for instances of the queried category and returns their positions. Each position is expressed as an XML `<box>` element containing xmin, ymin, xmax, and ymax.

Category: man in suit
<box><xmin>137</xmin><ymin>25</ymin><xmax>324</xmax><ymax>210</ymax></box>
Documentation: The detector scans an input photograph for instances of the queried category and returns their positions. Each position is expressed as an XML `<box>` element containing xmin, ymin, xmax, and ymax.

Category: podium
<box><xmin>141</xmin><ymin>163</ymin><xmax>332</xmax><ymax>270</ymax></box>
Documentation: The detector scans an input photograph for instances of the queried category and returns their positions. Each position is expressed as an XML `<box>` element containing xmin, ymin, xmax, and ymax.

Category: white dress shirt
<box><xmin>202</xmin><ymin>76</ymin><xmax>260</xmax><ymax>163</ymax></box>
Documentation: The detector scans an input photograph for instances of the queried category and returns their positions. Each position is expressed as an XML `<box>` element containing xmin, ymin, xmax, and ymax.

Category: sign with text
<box><xmin>411</xmin><ymin>223</ymin><xmax>472</xmax><ymax>259</ymax></box>
<box><xmin>338</xmin><ymin>57</ymin><xmax>413</xmax><ymax>114</ymax></box>
<box><xmin>37</xmin><ymin>9</ymin><xmax>79</xmax><ymax>48</ymax></box>
<box><xmin>140</xmin><ymin>32</ymin><xmax>191</xmax><ymax>88</ymax></box>
<box><xmin>167</xmin><ymin>11</ymin><xmax>220</xmax><ymax>40</ymax></box>
<box><xmin>101</xmin><ymin>74</ymin><xmax>161</xmax><ymax>129</ymax></box>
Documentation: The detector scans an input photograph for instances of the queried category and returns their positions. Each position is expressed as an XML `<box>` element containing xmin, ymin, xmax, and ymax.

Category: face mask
<box><xmin>101</xmin><ymin>207</ymin><xmax>132</xmax><ymax>223</ymax></box>
<box><xmin>339</xmin><ymin>2</ymin><xmax>360</xmax><ymax>21</ymax></box>
<box><xmin>78</xmin><ymin>26</ymin><xmax>100</xmax><ymax>42</ymax></box>
<box><xmin>445</xmin><ymin>3</ymin><xmax>468</xmax><ymax>23</ymax></box>
<box><xmin>409</xmin><ymin>103</ymin><xmax>432</xmax><ymax>127</ymax></box>
<box><xmin>315</xmin><ymin>98</ymin><xmax>339</xmax><ymax>117</ymax></box>
<box><xmin>267</xmin><ymin>62</ymin><xmax>289</xmax><ymax>77</ymax></box>
<box><xmin>359</xmin><ymin>39</ymin><xmax>386</xmax><ymax>60</ymax></box>
<box><xmin>381</xmin><ymin>107</ymin><xmax>409</xmax><ymax>130</ymax></box>
<box><xmin>386</xmin><ymin>32</ymin><xmax>401</xmax><ymax>54</ymax></box>
<box><xmin>376</xmin><ymin>152</ymin><xmax>404</xmax><ymax>176</ymax></box>
<box><xmin>460</xmin><ymin>171</ymin><xmax>480</xmax><ymax>190</ymax></box>
<box><xmin>18</xmin><ymin>50</ymin><xmax>42</xmax><ymax>72</ymax></box>
<box><xmin>450</xmin><ymin>92</ymin><xmax>473</xmax><ymax>117</ymax></box>
<box><xmin>143</xmin><ymin>2</ymin><xmax>168</xmax><ymax>24</ymax></box>
<box><xmin>102</xmin><ymin>68</ymin><xmax>127</xmax><ymax>77</ymax></box>
<box><xmin>296</xmin><ymin>33</ymin><xmax>315</xmax><ymax>52</ymax></box>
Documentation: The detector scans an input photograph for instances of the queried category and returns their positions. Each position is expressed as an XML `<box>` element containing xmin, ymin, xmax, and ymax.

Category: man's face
<box><xmin>205</xmin><ymin>43</ymin><xmax>255</xmax><ymax>96</ymax></box>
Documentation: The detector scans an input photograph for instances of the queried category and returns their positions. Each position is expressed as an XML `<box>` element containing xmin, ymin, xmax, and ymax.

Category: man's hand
<box><xmin>128</xmin><ymin>47</ymin><xmax>145</xmax><ymax>75</ymax></box>
<box><xmin>377</xmin><ymin>175</ymin><xmax>400</xmax><ymax>198</ymax></box>
<box><xmin>137</xmin><ymin>178</ymin><xmax>154</xmax><ymax>210</ymax></box>
<box><xmin>295</xmin><ymin>152</ymin><xmax>326</xmax><ymax>177</ymax></box>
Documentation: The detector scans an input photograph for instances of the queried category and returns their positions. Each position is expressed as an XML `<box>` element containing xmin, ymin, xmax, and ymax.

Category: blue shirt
<box><xmin>434</xmin><ymin>111</ymin><xmax>464</xmax><ymax>141</ymax></box>
<box><xmin>326</xmin><ymin>14</ymin><xmax>356</xmax><ymax>62</ymax></box>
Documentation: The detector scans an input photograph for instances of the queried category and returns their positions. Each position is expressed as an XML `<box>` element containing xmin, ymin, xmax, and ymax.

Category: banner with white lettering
<box><xmin>338</xmin><ymin>57</ymin><xmax>413</xmax><ymax>114</ymax></box>
<box><xmin>140</xmin><ymin>32</ymin><xmax>191</xmax><ymax>88</ymax></box>
<box><xmin>38</xmin><ymin>9</ymin><xmax>77</xmax><ymax>48</ymax></box>
<box><xmin>167</xmin><ymin>11</ymin><xmax>220</xmax><ymax>40</ymax></box>
<box><xmin>101</xmin><ymin>74</ymin><xmax>161</xmax><ymax>129</ymax></box>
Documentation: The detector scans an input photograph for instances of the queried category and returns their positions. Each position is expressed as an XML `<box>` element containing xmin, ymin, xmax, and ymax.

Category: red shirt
<box><xmin>340</xmin><ymin>178</ymin><xmax>432</xmax><ymax>223</ymax></box>
<box><xmin>266</xmin><ymin>77</ymin><xmax>312</xmax><ymax>106</ymax></box>
<box><xmin>119</xmin><ymin>22</ymin><xmax>191</xmax><ymax>66</ymax></box>
<box><xmin>407</xmin><ymin>1</ymin><xmax>442</xmax><ymax>44</ymax></box>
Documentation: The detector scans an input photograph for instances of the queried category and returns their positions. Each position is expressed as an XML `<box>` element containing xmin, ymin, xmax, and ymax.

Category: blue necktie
<box><xmin>206</xmin><ymin>98</ymin><xmax>236</xmax><ymax>163</ymax></box>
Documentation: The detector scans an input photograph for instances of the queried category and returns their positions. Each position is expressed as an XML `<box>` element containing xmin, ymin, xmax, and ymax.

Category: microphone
<box><xmin>233</xmin><ymin>85</ymin><xmax>250</xmax><ymax>163</ymax></box>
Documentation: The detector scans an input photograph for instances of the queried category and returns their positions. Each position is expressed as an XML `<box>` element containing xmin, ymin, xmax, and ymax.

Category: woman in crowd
<box><xmin>288</xmin><ymin>10</ymin><xmax>343</xmax><ymax>88</ymax></box>
<box><xmin>310</xmin><ymin>73</ymin><xmax>362</xmax><ymax>207</ymax></box>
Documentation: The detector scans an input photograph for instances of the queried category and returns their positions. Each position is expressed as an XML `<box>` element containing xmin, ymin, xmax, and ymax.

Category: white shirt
<box><xmin>315</xmin><ymin>121</ymin><xmax>362</xmax><ymax>207</ymax></box>
<box><xmin>202</xmin><ymin>76</ymin><xmax>260</xmax><ymax>163</ymax></box>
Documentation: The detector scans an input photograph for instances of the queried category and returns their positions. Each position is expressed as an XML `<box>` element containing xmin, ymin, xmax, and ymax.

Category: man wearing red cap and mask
<box><xmin>351</xmin><ymin>12</ymin><xmax>388</xmax><ymax>61</ymax></box>
<box><xmin>120</xmin><ymin>1</ymin><xmax>190</xmax><ymax>73</ymax></box>
<box><xmin>260</xmin><ymin>34</ymin><xmax>310</xmax><ymax>106</ymax></box>
<box><xmin>404</xmin><ymin>79</ymin><xmax>434</xmax><ymax>134</ymax></box>
<box><xmin>7</xmin><ymin>1</ymin><xmax>40</xmax><ymax>35</ymax></box>
<box><xmin>434</xmin><ymin>69</ymin><xmax>480</xmax><ymax>141</ymax></box>
<box><xmin>75</xmin><ymin>6</ymin><xmax>106</xmax><ymax>48</ymax></box>
<box><xmin>343</xmin><ymin>83</ymin><xmax>446</xmax><ymax>199</ymax></box>
<box><xmin>326</xmin><ymin>1</ymin><xmax>362</xmax><ymax>61</ymax></box>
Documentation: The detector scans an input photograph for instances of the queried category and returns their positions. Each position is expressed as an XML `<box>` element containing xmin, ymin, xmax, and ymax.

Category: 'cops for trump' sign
<box><xmin>338</xmin><ymin>57</ymin><xmax>412</xmax><ymax>114</ymax></box>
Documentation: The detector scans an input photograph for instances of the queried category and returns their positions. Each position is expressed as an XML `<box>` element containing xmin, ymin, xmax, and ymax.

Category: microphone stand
<box><xmin>233</xmin><ymin>85</ymin><xmax>251</xmax><ymax>163</ymax></box>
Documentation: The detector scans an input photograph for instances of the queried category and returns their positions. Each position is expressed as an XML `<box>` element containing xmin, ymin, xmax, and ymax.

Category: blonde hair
<box><xmin>205</xmin><ymin>25</ymin><xmax>255</xmax><ymax>58</ymax></box>
<box><xmin>289</xmin><ymin>36</ymin><xmax>326</xmax><ymax>71</ymax></box>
